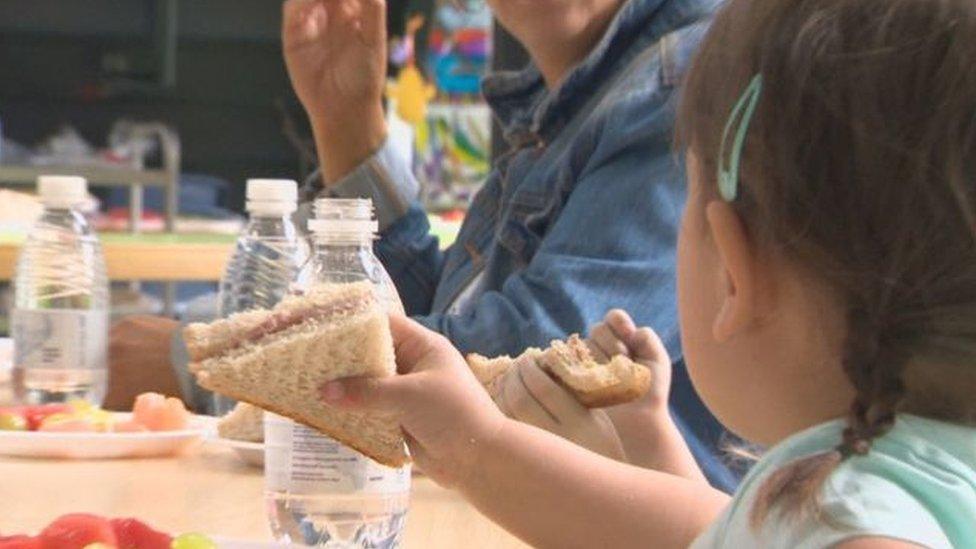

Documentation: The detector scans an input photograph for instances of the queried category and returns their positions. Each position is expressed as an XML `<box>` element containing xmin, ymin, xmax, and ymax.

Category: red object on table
<box><xmin>0</xmin><ymin>536</ymin><xmax>42</xmax><ymax>549</ymax></box>
<box><xmin>0</xmin><ymin>404</ymin><xmax>73</xmax><ymax>431</ymax></box>
<box><xmin>110</xmin><ymin>518</ymin><xmax>173</xmax><ymax>549</ymax></box>
<box><xmin>39</xmin><ymin>514</ymin><xmax>117</xmax><ymax>549</ymax></box>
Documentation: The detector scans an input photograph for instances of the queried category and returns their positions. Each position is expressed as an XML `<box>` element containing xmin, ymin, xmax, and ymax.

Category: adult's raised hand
<box><xmin>283</xmin><ymin>0</ymin><xmax>389</xmax><ymax>183</ymax></box>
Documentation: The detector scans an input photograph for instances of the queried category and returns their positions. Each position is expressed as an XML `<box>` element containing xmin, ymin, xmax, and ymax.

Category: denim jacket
<box><xmin>312</xmin><ymin>0</ymin><xmax>739</xmax><ymax>490</ymax></box>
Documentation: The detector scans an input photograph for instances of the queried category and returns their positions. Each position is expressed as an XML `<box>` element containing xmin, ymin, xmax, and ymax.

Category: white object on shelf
<box><xmin>0</xmin><ymin>190</ymin><xmax>44</xmax><ymax>233</ymax></box>
<box><xmin>0</xmin><ymin>338</ymin><xmax>12</xmax><ymax>406</ymax></box>
<box><xmin>0</xmin><ymin>338</ymin><xmax>11</xmax><ymax>372</ymax></box>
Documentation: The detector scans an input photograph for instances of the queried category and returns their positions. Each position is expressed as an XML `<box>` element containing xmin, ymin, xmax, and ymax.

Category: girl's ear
<box><xmin>706</xmin><ymin>201</ymin><xmax>759</xmax><ymax>342</ymax></box>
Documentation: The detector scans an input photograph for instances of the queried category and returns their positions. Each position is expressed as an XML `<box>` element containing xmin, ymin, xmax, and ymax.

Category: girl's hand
<box><xmin>491</xmin><ymin>310</ymin><xmax>674</xmax><ymax>465</ymax></box>
<box><xmin>282</xmin><ymin>0</ymin><xmax>388</xmax><ymax>182</ymax></box>
<box><xmin>322</xmin><ymin>318</ymin><xmax>729</xmax><ymax>549</ymax></box>
<box><xmin>588</xmin><ymin>310</ymin><xmax>706</xmax><ymax>481</ymax></box>
<box><xmin>494</xmin><ymin>356</ymin><xmax>627</xmax><ymax>461</ymax></box>
<box><xmin>588</xmin><ymin>309</ymin><xmax>672</xmax><ymax>415</ymax></box>
<box><xmin>320</xmin><ymin>315</ymin><xmax>507</xmax><ymax>488</ymax></box>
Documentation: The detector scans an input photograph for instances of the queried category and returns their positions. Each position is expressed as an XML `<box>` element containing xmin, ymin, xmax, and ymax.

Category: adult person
<box><xmin>108</xmin><ymin>0</ymin><xmax>737</xmax><ymax>491</ymax></box>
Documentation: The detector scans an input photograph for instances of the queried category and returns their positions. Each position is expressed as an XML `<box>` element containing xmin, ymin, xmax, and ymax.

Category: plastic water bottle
<box><xmin>265</xmin><ymin>198</ymin><xmax>409</xmax><ymax>548</ymax></box>
<box><xmin>214</xmin><ymin>179</ymin><xmax>308</xmax><ymax>415</ymax></box>
<box><xmin>12</xmin><ymin>176</ymin><xmax>108</xmax><ymax>405</ymax></box>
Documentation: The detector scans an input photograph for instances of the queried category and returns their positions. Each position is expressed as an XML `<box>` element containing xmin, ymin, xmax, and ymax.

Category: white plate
<box><xmin>212</xmin><ymin>538</ymin><xmax>309</xmax><ymax>548</ymax></box>
<box><xmin>209</xmin><ymin>436</ymin><xmax>264</xmax><ymax>468</ymax></box>
<box><xmin>0</xmin><ymin>413</ymin><xmax>214</xmax><ymax>460</ymax></box>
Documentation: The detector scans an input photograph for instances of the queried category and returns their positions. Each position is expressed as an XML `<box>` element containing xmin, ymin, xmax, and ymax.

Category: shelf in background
<box><xmin>0</xmin><ymin>232</ymin><xmax>234</xmax><ymax>282</ymax></box>
<box><xmin>0</xmin><ymin>214</ymin><xmax>462</xmax><ymax>283</ymax></box>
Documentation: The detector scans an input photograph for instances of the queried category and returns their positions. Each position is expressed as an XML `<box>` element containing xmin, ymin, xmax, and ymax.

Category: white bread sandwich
<box><xmin>467</xmin><ymin>335</ymin><xmax>651</xmax><ymax>408</ymax></box>
<box><xmin>184</xmin><ymin>281</ymin><xmax>408</xmax><ymax>467</ymax></box>
<box><xmin>217</xmin><ymin>401</ymin><xmax>265</xmax><ymax>443</ymax></box>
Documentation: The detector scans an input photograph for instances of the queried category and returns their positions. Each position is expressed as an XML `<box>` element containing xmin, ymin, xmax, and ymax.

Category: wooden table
<box><xmin>0</xmin><ymin>445</ymin><xmax>527</xmax><ymax>548</ymax></box>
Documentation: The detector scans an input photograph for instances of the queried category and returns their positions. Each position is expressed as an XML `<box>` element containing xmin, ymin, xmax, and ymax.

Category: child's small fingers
<box><xmin>496</xmin><ymin>367</ymin><xmax>560</xmax><ymax>432</ymax></box>
<box><xmin>516</xmin><ymin>358</ymin><xmax>586</xmax><ymax>420</ymax></box>
<box><xmin>320</xmin><ymin>374</ymin><xmax>418</xmax><ymax>413</ymax></box>
<box><xmin>585</xmin><ymin>338</ymin><xmax>610</xmax><ymax>362</ymax></box>
<box><xmin>630</xmin><ymin>327</ymin><xmax>669</xmax><ymax>364</ymax></box>
<box><xmin>605</xmin><ymin>309</ymin><xmax>637</xmax><ymax>340</ymax></box>
<box><xmin>590</xmin><ymin>323</ymin><xmax>629</xmax><ymax>359</ymax></box>
<box><xmin>403</xmin><ymin>431</ymin><xmax>428</xmax><ymax>461</ymax></box>
<box><xmin>389</xmin><ymin>315</ymin><xmax>458</xmax><ymax>373</ymax></box>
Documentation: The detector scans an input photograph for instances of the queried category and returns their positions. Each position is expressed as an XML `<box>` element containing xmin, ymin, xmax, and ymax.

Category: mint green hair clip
<box><xmin>717</xmin><ymin>74</ymin><xmax>763</xmax><ymax>201</ymax></box>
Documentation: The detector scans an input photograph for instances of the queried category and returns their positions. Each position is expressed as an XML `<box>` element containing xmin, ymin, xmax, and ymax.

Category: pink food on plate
<box><xmin>131</xmin><ymin>393</ymin><xmax>190</xmax><ymax>431</ymax></box>
<box><xmin>110</xmin><ymin>420</ymin><xmax>150</xmax><ymax>433</ymax></box>
<box><xmin>37</xmin><ymin>419</ymin><xmax>98</xmax><ymax>433</ymax></box>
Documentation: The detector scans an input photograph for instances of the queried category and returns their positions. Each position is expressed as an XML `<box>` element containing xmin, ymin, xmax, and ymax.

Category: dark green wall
<box><xmin>0</xmin><ymin>0</ymin><xmax>309</xmax><ymax>211</ymax></box>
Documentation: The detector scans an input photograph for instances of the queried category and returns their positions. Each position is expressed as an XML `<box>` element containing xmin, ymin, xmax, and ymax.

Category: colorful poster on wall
<box><xmin>389</xmin><ymin>0</ymin><xmax>492</xmax><ymax>211</ymax></box>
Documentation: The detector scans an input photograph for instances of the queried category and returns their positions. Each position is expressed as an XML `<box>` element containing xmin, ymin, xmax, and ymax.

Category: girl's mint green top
<box><xmin>692</xmin><ymin>415</ymin><xmax>976</xmax><ymax>548</ymax></box>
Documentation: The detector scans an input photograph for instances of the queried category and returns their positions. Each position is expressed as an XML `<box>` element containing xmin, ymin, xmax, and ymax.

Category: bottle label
<box><xmin>12</xmin><ymin>309</ymin><xmax>108</xmax><ymax>371</ymax></box>
<box><xmin>265</xmin><ymin>414</ymin><xmax>411</xmax><ymax>495</ymax></box>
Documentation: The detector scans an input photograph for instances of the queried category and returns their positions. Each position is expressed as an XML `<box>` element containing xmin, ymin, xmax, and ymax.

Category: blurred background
<box><xmin>0</xmin><ymin>0</ymin><xmax>529</xmax><ymax>342</ymax></box>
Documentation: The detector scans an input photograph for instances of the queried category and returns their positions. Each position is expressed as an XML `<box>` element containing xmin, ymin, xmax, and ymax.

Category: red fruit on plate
<box><xmin>39</xmin><ymin>514</ymin><xmax>117</xmax><ymax>549</ymax></box>
<box><xmin>24</xmin><ymin>404</ymin><xmax>73</xmax><ymax>431</ymax></box>
<box><xmin>0</xmin><ymin>535</ymin><xmax>43</xmax><ymax>549</ymax></box>
<box><xmin>110</xmin><ymin>518</ymin><xmax>172</xmax><ymax>549</ymax></box>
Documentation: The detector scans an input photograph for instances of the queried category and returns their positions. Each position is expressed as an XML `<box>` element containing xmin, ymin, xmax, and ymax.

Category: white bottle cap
<box><xmin>245</xmin><ymin>179</ymin><xmax>298</xmax><ymax>215</ymax></box>
<box><xmin>37</xmin><ymin>175</ymin><xmax>89</xmax><ymax>208</ymax></box>
<box><xmin>307</xmin><ymin>218</ymin><xmax>379</xmax><ymax>234</ymax></box>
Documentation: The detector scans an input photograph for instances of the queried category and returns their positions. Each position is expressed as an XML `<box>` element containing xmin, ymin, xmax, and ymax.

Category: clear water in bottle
<box><xmin>265</xmin><ymin>414</ymin><xmax>410</xmax><ymax>548</ymax></box>
<box><xmin>12</xmin><ymin>176</ymin><xmax>108</xmax><ymax>405</ymax></box>
<box><xmin>214</xmin><ymin>179</ymin><xmax>308</xmax><ymax>415</ymax></box>
<box><xmin>265</xmin><ymin>198</ymin><xmax>410</xmax><ymax>548</ymax></box>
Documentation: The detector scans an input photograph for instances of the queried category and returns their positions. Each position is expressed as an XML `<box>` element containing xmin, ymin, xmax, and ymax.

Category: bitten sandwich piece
<box><xmin>184</xmin><ymin>282</ymin><xmax>408</xmax><ymax>467</ymax></box>
<box><xmin>467</xmin><ymin>335</ymin><xmax>651</xmax><ymax>408</ymax></box>
<box><xmin>217</xmin><ymin>402</ymin><xmax>265</xmax><ymax>443</ymax></box>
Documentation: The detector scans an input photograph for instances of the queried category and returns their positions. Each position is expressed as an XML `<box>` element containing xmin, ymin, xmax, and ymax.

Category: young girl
<box><xmin>321</xmin><ymin>0</ymin><xmax>976</xmax><ymax>546</ymax></box>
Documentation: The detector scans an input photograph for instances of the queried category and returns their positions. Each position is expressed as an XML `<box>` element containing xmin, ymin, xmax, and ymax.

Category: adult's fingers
<box><xmin>358</xmin><ymin>0</ymin><xmax>386</xmax><ymax>48</ymax></box>
<box><xmin>282</xmin><ymin>0</ymin><xmax>327</xmax><ymax>45</ymax></box>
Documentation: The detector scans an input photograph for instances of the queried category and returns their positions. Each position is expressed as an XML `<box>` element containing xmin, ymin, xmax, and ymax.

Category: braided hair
<box><xmin>677</xmin><ymin>0</ymin><xmax>976</xmax><ymax>528</ymax></box>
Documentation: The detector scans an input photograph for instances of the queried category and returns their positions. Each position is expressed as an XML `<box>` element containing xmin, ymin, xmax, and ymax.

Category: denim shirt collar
<box><xmin>483</xmin><ymin>0</ymin><xmax>719</xmax><ymax>146</ymax></box>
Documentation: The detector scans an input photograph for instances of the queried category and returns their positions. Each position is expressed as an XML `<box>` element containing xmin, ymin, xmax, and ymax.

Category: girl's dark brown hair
<box><xmin>678</xmin><ymin>0</ymin><xmax>976</xmax><ymax>529</ymax></box>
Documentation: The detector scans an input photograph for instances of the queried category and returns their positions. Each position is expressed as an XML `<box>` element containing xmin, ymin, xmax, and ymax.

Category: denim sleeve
<box><xmin>320</xmin><ymin>138</ymin><xmax>447</xmax><ymax>316</ymax></box>
<box><xmin>328</xmin><ymin>137</ymin><xmax>421</xmax><ymax>232</ymax></box>
<box><xmin>374</xmin><ymin>206</ymin><xmax>448</xmax><ymax>316</ymax></box>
